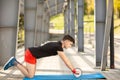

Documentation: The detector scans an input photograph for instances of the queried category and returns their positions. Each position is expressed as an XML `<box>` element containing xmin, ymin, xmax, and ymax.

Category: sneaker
<box><xmin>3</xmin><ymin>57</ymin><xmax>17</xmax><ymax>70</ymax></box>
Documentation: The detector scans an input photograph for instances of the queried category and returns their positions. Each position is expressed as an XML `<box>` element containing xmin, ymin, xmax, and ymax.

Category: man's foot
<box><xmin>3</xmin><ymin>57</ymin><xmax>17</xmax><ymax>70</ymax></box>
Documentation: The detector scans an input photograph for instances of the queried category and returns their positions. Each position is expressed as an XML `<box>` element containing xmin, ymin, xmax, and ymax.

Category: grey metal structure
<box><xmin>0</xmin><ymin>0</ymin><xmax>20</xmax><ymax>65</ymax></box>
<box><xmin>67</xmin><ymin>2</ymin><xmax>71</xmax><ymax>35</ymax></box>
<box><xmin>64</xmin><ymin>4</ymin><xmax>68</xmax><ymax>35</ymax></box>
<box><xmin>45</xmin><ymin>0</ymin><xmax>65</xmax><ymax>17</ymax></box>
<box><xmin>95</xmin><ymin>0</ymin><xmax>106</xmax><ymax>66</ymax></box>
<box><xmin>64</xmin><ymin>0</ymin><xmax>75</xmax><ymax>39</ymax></box>
<box><xmin>77</xmin><ymin>0</ymin><xmax>84</xmax><ymax>52</ymax></box>
<box><xmin>70</xmin><ymin>0</ymin><xmax>75</xmax><ymax>39</ymax></box>
<box><xmin>24</xmin><ymin>0</ymin><xmax>37</xmax><ymax>48</ymax></box>
<box><xmin>101</xmin><ymin>0</ymin><xmax>113</xmax><ymax>70</ymax></box>
<box><xmin>35</xmin><ymin>1</ymin><xmax>44</xmax><ymax>46</ymax></box>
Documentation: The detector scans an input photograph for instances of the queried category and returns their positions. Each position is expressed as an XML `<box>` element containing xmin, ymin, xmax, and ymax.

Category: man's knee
<box><xmin>27</xmin><ymin>74</ymin><xmax>34</xmax><ymax>78</ymax></box>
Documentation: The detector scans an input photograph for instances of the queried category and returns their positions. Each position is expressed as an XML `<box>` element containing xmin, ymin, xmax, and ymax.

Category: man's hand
<box><xmin>72</xmin><ymin>68</ymin><xmax>82</xmax><ymax>78</ymax></box>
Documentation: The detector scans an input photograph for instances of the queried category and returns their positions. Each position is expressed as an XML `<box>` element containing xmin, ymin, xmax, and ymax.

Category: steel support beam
<box><xmin>36</xmin><ymin>2</ymin><xmax>44</xmax><ymax>46</ymax></box>
<box><xmin>24</xmin><ymin>0</ymin><xmax>37</xmax><ymax>48</ymax></box>
<box><xmin>95</xmin><ymin>0</ymin><xmax>106</xmax><ymax>66</ymax></box>
<box><xmin>41</xmin><ymin>7</ymin><xmax>46</xmax><ymax>43</ymax></box>
<box><xmin>44</xmin><ymin>11</ymin><xmax>47</xmax><ymax>41</ymax></box>
<box><xmin>110</xmin><ymin>12</ymin><xmax>114</xmax><ymax>69</ymax></box>
<box><xmin>44</xmin><ymin>10</ymin><xmax>50</xmax><ymax>42</ymax></box>
<box><xmin>45</xmin><ymin>12</ymin><xmax>50</xmax><ymax>40</ymax></box>
<box><xmin>0</xmin><ymin>0</ymin><xmax>19</xmax><ymax>65</ymax></box>
<box><xmin>64</xmin><ymin>7</ymin><xmax>68</xmax><ymax>35</ymax></box>
<box><xmin>101</xmin><ymin>0</ymin><xmax>113</xmax><ymax>70</ymax></box>
<box><xmin>77</xmin><ymin>0</ymin><xmax>84</xmax><ymax>52</ymax></box>
<box><xmin>70</xmin><ymin>0</ymin><xmax>75</xmax><ymax>39</ymax></box>
<box><xmin>67</xmin><ymin>1</ymin><xmax>71</xmax><ymax>34</ymax></box>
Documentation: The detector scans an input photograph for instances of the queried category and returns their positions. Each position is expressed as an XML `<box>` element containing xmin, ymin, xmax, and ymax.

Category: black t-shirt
<box><xmin>29</xmin><ymin>41</ymin><xmax>63</xmax><ymax>58</ymax></box>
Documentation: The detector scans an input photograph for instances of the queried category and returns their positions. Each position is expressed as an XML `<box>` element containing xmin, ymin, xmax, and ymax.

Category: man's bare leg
<box><xmin>3</xmin><ymin>57</ymin><xmax>36</xmax><ymax>78</ymax></box>
<box><xmin>16</xmin><ymin>62</ymin><xmax>36</xmax><ymax>78</ymax></box>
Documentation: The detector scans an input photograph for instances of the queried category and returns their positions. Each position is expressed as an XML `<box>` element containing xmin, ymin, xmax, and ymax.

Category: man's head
<box><xmin>62</xmin><ymin>35</ymin><xmax>75</xmax><ymax>49</ymax></box>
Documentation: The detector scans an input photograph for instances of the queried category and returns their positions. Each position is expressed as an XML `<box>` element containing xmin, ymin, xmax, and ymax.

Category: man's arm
<box><xmin>57</xmin><ymin>51</ymin><xmax>74</xmax><ymax>71</ymax></box>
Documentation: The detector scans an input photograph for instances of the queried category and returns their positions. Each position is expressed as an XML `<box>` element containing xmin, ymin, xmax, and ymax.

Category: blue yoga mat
<box><xmin>23</xmin><ymin>73</ymin><xmax>106</xmax><ymax>80</ymax></box>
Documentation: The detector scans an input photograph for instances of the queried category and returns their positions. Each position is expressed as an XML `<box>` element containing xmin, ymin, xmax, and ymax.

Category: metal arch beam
<box><xmin>50</xmin><ymin>3</ymin><xmax>64</xmax><ymax>16</ymax></box>
<box><xmin>50</xmin><ymin>5</ymin><xmax>63</xmax><ymax>16</ymax></box>
<box><xmin>47</xmin><ymin>0</ymin><xmax>56</xmax><ymax>7</ymax></box>
<box><xmin>50</xmin><ymin>9</ymin><xmax>62</xmax><ymax>16</ymax></box>
<box><xmin>51</xmin><ymin>8</ymin><xmax>62</xmax><ymax>14</ymax></box>
<box><xmin>45</xmin><ymin>0</ymin><xmax>50</xmax><ymax>15</ymax></box>
<box><xmin>50</xmin><ymin>4</ymin><xmax>63</xmax><ymax>12</ymax></box>
<box><xmin>49</xmin><ymin>2</ymin><xmax>64</xmax><ymax>11</ymax></box>
<box><xmin>38</xmin><ymin>0</ymin><xmax>44</xmax><ymax>4</ymax></box>
<box><xmin>48</xmin><ymin>0</ymin><xmax>64</xmax><ymax>8</ymax></box>
<box><xmin>55</xmin><ymin>0</ymin><xmax>57</xmax><ymax>14</ymax></box>
<box><xmin>20</xmin><ymin>0</ymin><xmax>65</xmax><ymax>17</ymax></box>
<box><xmin>45</xmin><ymin>0</ymin><xmax>65</xmax><ymax>17</ymax></box>
<box><xmin>45</xmin><ymin>0</ymin><xmax>56</xmax><ymax>16</ymax></box>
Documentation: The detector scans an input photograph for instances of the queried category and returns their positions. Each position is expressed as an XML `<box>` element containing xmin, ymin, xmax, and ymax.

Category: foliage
<box><xmin>19</xmin><ymin>14</ymin><xmax>24</xmax><ymax>30</ymax></box>
<box><xmin>84</xmin><ymin>0</ymin><xmax>94</xmax><ymax>15</ymax></box>
<box><xmin>114</xmin><ymin>0</ymin><xmax>120</xmax><ymax>18</ymax></box>
<box><xmin>18</xmin><ymin>14</ymin><xmax>24</xmax><ymax>43</ymax></box>
<box><xmin>84</xmin><ymin>0</ymin><xmax>120</xmax><ymax>18</ymax></box>
<box><xmin>50</xmin><ymin>13</ymin><xmax>120</xmax><ymax>35</ymax></box>
<box><xmin>50</xmin><ymin>13</ymin><xmax>64</xmax><ymax>30</ymax></box>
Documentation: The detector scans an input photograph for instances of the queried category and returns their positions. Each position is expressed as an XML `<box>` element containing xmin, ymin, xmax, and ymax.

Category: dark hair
<box><xmin>62</xmin><ymin>35</ymin><xmax>75</xmax><ymax>44</ymax></box>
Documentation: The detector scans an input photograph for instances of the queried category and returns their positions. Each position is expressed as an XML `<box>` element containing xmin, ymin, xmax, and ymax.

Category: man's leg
<box><xmin>4</xmin><ymin>49</ymin><xmax>36</xmax><ymax>78</ymax></box>
<box><xmin>16</xmin><ymin>62</ymin><xmax>36</xmax><ymax>78</ymax></box>
<box><xmin>3</xmin><ymin>57</ymin><xmax>36</xmax><ymax>78</ymax></box>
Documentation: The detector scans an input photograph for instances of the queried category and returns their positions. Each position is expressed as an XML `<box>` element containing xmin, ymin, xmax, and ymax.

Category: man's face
<box><xmin>64</xmin><ymin>40</ymin><xmax>73</xmax><ymax>49</ymax></box>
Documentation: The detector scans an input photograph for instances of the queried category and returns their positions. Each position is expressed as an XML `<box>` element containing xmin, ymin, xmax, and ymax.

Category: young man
<box><xmin>3</xmin><ymin>35</ymin><xmax>78</xmax><ymax>78</ymax></box>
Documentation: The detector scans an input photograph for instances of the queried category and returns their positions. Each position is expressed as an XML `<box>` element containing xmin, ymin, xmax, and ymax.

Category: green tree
<box><xmin>18</xmin><ymin>14</ymin><xmax>24</xmax><ymax>43</ymax></box>
<box><xmin>84</xmin><ymin>0</ymin><xmax>94</xmax><ymax>15</ymax></box>
<box><xmin>114</xmin><ymin>0</ymin><xmax>120</xmax><ymax>18</ymax></box>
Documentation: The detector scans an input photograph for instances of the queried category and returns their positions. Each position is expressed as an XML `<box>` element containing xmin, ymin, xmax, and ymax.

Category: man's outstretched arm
<box><xmin>58</xmin><ymin>51</ymin><xmax>74</xmax><ymax>71</ymax></box>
